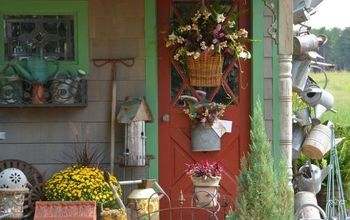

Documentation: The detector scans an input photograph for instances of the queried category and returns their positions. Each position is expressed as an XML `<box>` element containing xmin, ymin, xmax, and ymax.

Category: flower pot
<box><xmin>0</xmin><ymin>77</ymin><xmax>23</xmax><ymax>104</ymax></box>
<box><xmin>100</xmin><ymin>208</ymin><xmax>127</xmax><ymax>220</ymax></box>
<box><xmin>34</xmin><ymin>201</ymin><xmax>97</xmax><ymax>220</ymax></box>
<box><xmin>31</xmin><ymin>83</ymin><xmax>46</xmax><ymax>104</ymax></box>
<box><xmin>0</xmin><ymin>188</ymin><xmax>29</xmax><ymax>219</ymax></box>
<box><xmin>191</xmin><ymin>176</ymin><xmax>221</xmax><ymax>207</ymax></box>
<box><xmin>127</xmin><ymin>188</ymin><xmax>159</xmax><ymax>220</ymax></box>
<box><xmin>186</xmin><ymin>52</ymin><xmax>223</xmax><ymax>87</ymax></box>
<box><xmin>50</xmin><ymin>78</ymin><xmax>80</xmax><ymax>104</ymax></box>
<box><xmin>191</xmin><ymin>123</ymin><xmax>220</xmax><ymax>152</ymax></box>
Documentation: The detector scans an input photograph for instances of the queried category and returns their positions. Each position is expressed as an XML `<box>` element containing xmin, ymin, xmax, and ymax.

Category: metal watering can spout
<box><xmin>319</xmin><ymin>165</ymin><xmax>330</xmax><ymax>183</ymax></box>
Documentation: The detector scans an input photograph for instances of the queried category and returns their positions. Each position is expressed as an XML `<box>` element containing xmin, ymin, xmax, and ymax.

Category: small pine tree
<box><xmin>234</xmin><ymin>101</ymin><xmax>293</xmax><ymax>220</ymax></box>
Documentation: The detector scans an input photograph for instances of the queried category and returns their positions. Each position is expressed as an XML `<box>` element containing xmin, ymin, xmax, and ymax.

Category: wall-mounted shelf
<box><xmin>0</xmin><ymin>79</ymin><xmax>87</xmax><ymax>108</ymax></box>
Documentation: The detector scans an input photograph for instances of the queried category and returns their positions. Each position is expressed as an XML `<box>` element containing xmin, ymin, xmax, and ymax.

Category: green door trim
<box><xmin>251</xmin><ymin>0</ymin><xmax>264</xmax><ymax>111</ymax></box>
<box><xmin>145</xmin><ymin>0</ymin><xmax>158</xmax><ymax>179</ymax></box>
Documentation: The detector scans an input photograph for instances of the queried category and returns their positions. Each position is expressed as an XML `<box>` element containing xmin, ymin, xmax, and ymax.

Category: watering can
<box><xmin>300</xmin><ymin>84</ymin><xmax>334</xmax><ymax>120</ymax></box>
<box><xmin>296</xmin><ymin>164</ymin><xmax>330</xmax><ymax>194</ymax></box>
<box><xmin>292</xmin><ymin>59</ymin><xmax>311</xmax><ymax>93</ymax></box>
<box><xmin>292</xmin><ymin>122</ymin><xmax>306</xmax><ymax>160</ymax></box>
<box><xmin>13</xmin><ymin>57</ymin><xmax>59</xmax><ymax>84</ymax></box>
<box><xmin>294</xmin><ymin>34</ymin><xmax>327</xmax><ymax>56</ymax></box>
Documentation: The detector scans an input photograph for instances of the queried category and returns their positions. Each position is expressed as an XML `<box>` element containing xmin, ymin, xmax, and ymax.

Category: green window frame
<box><xmin>0</xmin><ymin>0</ymin><xmax>89</xmax><ymax>72</ymax></box>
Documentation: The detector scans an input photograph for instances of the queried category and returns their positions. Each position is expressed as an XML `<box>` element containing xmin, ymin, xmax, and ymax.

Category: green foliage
<box><xmin>233</xmin><ymin>101</ymin><xmax>293</xmax><ymax>220</ymax></box>
<box><xmin>311</xmin><ymin>27</ymin><xmax>350</xmax><ymax>71</ymax></box>
<box><xmin>334</xmin><ymin>124</ymin><xmax>350</xmax><ymax>207</ymax></box>
<box><xmin>310</xmin><ymin>72</ymin><xmax>350</xmax><ymax>125</ymax></box>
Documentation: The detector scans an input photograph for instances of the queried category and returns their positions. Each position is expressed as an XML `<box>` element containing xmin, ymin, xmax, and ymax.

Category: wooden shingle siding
<box><xmin>0</xmin><ymin>0</ymin><xmax>146</xmax><ymax>182</ymax></box>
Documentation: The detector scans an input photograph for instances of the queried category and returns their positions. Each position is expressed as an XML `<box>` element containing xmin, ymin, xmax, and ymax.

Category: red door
<box><xmin>158</xmin><ymin>0</ymin><xmax>251</xmax><ymax>217</ymax></box>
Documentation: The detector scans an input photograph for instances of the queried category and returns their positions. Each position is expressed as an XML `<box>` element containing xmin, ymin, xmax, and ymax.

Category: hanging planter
<box><xmin>186</xmin><ymin>52</ymin><xmax>223</xmax><ymax>87</ymax></box>
<box><xmin>191</xmin><ymin>123</ymin><xmax>221</xmax><ymax>151</ymax></box>
<box><xmin>165</xmin><ymin>6</ymin><xmax>251</xmax><ymax>87</ymax></box>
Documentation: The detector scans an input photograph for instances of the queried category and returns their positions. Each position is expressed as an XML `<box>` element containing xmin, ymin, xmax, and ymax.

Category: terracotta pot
<box><xmin>31</xmin><ymin>83</ymin><xmax>46</xmax><ymax>104</ymax></box>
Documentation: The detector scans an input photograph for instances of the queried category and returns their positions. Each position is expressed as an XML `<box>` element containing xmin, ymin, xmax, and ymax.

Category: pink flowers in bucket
<box><xmin>186</xmin><ymin>160</ymin><xmax>223</xmax><ymax>179</ymax></box>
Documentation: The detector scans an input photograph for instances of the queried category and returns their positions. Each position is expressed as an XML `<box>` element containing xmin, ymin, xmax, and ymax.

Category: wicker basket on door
<box><xmin>186</xmin><ymin>52</ymin><xmax>223</xmax><ymax>87</ymax></box>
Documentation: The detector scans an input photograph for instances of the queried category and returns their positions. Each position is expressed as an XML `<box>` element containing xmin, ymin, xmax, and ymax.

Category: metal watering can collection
<box><xmin>291</xmin><ymin>31</ymin><xmax>336</xmax><ymax>161</ymax></box>
<box><xmin>291</xmin><ymin>29</ymin><xmax>340</xmax><ymax>218</ymax></box>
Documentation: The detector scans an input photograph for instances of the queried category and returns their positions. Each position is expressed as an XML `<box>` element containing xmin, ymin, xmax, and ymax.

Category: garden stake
<box><xmin>92</xmin><ymin>58</ymin><xmax>134</xmax><ymax>174</ymax></box>
<box><xmin>325</xmin><ymin>126</ymin><xmax>348</xmax><ymax>219</ymax></box>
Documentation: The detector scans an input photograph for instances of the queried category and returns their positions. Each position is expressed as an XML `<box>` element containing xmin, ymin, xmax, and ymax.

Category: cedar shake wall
<box><xmin>0</xmin><ymin>0</ymin><xmax>146</xmax><ymax>183</ymax></box>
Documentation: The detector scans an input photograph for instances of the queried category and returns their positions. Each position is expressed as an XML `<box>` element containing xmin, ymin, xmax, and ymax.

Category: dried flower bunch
<box><xmin>165</xmin><ymin>5</ymin><xmax>250</xmax><ymax>62</ymax></box>
<box><xmin>183</xmin><ymin>101</ymin><xmax>226</xmax><ymax>125</ymax></box>
<box><xmin>186</xmin><ymin>160</ymin><xmax>223</xmax><ymax>179</ymax></box>
<box><xmin>45</xmin><ymin>166</ymin><xmax>122</xmax><ymax>209</ymax></box>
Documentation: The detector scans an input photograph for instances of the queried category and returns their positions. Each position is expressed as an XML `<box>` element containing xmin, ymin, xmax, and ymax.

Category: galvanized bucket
<box><xmin>294</xmin><ymin>191</ymin><xmax>322</xmax><ymax>219</ymax></box>
<box><xmin>292</xmin><ymin>123</ymin><xmax>306</xmax><ymax>160</ymax></box>
<box><xmin>191</xmin><ymin>124</ymin><xmax>220</xmax><ymax>152</ymax></box>
<box><xmin>302</xmin><ymin>123</ymin><xmax>332</xmax><ymax>160</ymax></box>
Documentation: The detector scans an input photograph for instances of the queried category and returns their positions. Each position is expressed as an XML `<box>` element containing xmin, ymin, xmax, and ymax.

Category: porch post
<box><xmin>278</xmin><ymin>0</ymin><xmax>293</xmax><ymax>185</ymax></box>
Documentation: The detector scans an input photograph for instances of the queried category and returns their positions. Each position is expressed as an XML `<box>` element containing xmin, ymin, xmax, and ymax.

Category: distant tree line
<box><xmin>310</xmin><ymin>27</ymin><xmax>350</xmax><ymax>71</ymax></box>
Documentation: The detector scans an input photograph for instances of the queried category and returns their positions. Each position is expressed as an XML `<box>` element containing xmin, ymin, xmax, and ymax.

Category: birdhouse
<box><xmin>117</xmin><ymin>97</ymin><xmax>153</xmax><ymax>166</ymax></box>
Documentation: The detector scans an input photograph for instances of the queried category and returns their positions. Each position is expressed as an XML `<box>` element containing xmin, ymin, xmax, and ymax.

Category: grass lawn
<box><xmin>309</xmin><ymin>71</ymin><xmax>350</xmax><ymax>125</ymax></box>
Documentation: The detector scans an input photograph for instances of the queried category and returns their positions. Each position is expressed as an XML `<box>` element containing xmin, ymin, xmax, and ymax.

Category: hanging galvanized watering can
<box><xmin>295</xmin><ymin>191</ymin><xmax>325</xmax><ymax>220</ymax></box>
<box><xmin>294</xmin><ymin>34</ymin><xmax>327</xmax><ymax>56</ymax></box>
<box><xmin>296</xmin><ymin>164</ymin><xmax>330</xmax><ymax>194</ymax></box>
<box><xmin>13</xmin><ymin>57</ymin><xmax>59</xmax><ymax>84</ymax></box>
<box><xmin>300</xmin><ymin>84</ymin><xmax>334</xmax><ymax>120</ymax></box>
<box><xmin>295</xmin><ymin>108</ymin><xmax>312</xmax><ymax>127</ymax></box>
<box><xmin>292</xmin><ymin>59</ymin><xmax>312</xmax><ymax>93</ymax></box>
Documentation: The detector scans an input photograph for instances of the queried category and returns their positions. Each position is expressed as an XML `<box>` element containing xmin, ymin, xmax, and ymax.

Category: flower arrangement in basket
<box><xmin>165</xmin><ymin>4</ymin><xmax>250</xmax><ymax>87</ymax></box>
<box><xmin>186</xmin><ymin>160</ymin><xmax>223</xmax><ymax>207</ymax></box>
<box><xmin>183</xmin><ymin>99</ymin><xmax>226</xmax><ymax>126</ymax></box>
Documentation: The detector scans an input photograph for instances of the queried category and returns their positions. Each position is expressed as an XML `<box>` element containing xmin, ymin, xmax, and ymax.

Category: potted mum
<box><xmin>166</xmin><ymin>6</ymin><xmax>250</xmax><ymax>87</ymax></box>
<box><xmin>45</xmin><ymin>166</ymin><xmax>126</xmax><ymax>219</ymax></box>
<box><xmin>183</xmin><ymin>98</ymin><xmax>226</xmax><ymax>151</ymax></box>
<box><xmin>186</xmin><ymin>160</ymin><xmax>223</xmax><ymax>207</ymax></box>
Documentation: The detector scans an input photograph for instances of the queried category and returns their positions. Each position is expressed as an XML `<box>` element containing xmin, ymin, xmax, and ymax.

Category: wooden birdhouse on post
<box><xmin>117</xmin><ymin>97</ymin><xmax>153</xmax><ymax>166</ymax></box>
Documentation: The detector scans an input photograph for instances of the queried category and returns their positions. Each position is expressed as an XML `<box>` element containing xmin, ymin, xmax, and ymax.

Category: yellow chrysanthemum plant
<box><xmin>45</xmin><ymin>165</ymin><xmax>122</xmax><ymax>209</ymax></box>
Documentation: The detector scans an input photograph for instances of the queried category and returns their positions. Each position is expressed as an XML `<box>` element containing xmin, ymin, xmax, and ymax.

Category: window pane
<box><xmin>4</xmin><ymin>15</ymin><xmax>75</xmax><ymax>61</ymax></box>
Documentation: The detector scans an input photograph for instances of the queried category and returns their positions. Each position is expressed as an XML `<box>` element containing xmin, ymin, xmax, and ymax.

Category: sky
<box><xmin>307</xmin><ymin>0</ymin><xmax>350</xmax><ymax>29</ymax></box>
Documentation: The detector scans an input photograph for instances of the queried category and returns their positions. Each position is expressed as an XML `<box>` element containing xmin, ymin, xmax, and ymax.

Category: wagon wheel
<box><xmin>0</xmin><ymin>159</ymin><xmax>45</xmax><ymax>218</ymax></box>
